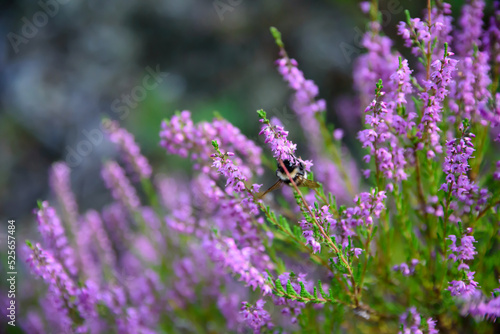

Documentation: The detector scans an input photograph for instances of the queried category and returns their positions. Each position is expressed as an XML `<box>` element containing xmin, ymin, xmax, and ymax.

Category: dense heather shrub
<box><xmin>17</xmin><ymin>1</ymin><xmax>500</xmax><ymax>333</ymax></box>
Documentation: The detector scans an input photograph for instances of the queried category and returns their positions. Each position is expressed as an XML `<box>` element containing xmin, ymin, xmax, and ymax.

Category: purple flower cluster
<box><xmin>25</xmin><ymin>243</ymin><xmax>96</xmax><ymax>333</ymax></box>
<box><xmin>160</xmin><ymin>110</ymin><xmax>263</xmax><ymax>177</ymax></box>
<box><xmin>259</xmin><ymin>117</ymin><xmax>307</xmax><ymax>169</ymax></box>
<box><xmin>101</xmin><ymin>160</ymin><xmax>141</xmax><ymax>212</ymax></box>
<box><xmin>276</xmin><ymin>56</ymin><xmax>326</xmax><ymax>116</ymax></box>
<box><xmin>393</xmin><ymin>259</ymin><xmax>419</xmax><ymax>277</ymax></box>
<box><xmin>354</xmin><ymin>21</ymin><xmax>400</xmax><ymax>106</ymax></box>
<box><xmin>273</xmin><ymin>272</ymin><xmax>313</xmax><ymax>324</ymax></box>
<box><xmin>455</xmin><ymin>0</ymin><xmax>486</xmax><ymax>56</ymax></box>
<box><xmin>104</xmin><ymin>120</ymin><xmax>152</xmax><ymax>180</ymax></box>
<box><xmin>464</xmin><ymin>289</ymin><xmax>500</xmax><ymax>321</ymax></box>
<box><xmin>204</xmin><ymin>237</ymin><xmax>272</xmax><ymax>295</ymax></box>
<box><xmin>240</xmin><ymin>300</ymin><xmax>273</xmax><ymax>334</ymax></box>
<box><xmin>331</xmin><ymin>189</ymin><xmax>386</xmax><ymax>245</ymax></box>
<box><xmin>35</xmin><ymin>201</ymin><xmax>78</xmax><ymax>276</ymax></box>
<box><xmin>49</xmin><ymin>162</ymin><xmax>79</xmax><ymax>226</ymax></box>
<box><xmin>399</xmin><ymin>307</ymin><xmax>438</xmax><ymax>334</ymax></box>
<box><xmin>439</xmin><ymin>132</ymin><xmax>479</xmax><ymax>211</ymax></box>
<box><xmin>299</xmin><ymin>205</ymin><xmax>335</xmax><ymax>254</ymax></box>
<box><xmin>448</xmin><ymin>234</ymin><xmax>477</xmax><ymax>270</ymax></box>
<box><xmin>359</xmin><ymin>79</ymin><xmax>410</xmax><ymax>189</ymax></box>
<box><xmin>417</xmin><ymin>51</ymin><xmax>458</xmax><ymax>157</ymax></box>
<box><xmin>448</xmin><ymin>271</ymin><xmax>479</xmax><ymax>297</ymax></box>
<box><xmin>494</xmin><ymin>161</ymin><xmax>500</xmax><ymax>180</ymax></box>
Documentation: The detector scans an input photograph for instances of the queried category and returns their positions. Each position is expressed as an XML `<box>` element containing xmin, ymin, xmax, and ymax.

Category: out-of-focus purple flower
<box><xmin>275</xmin><ymin>57</ymin><xmax>326</xmax><ymax>117</ymax></box>
<box><xmin>393</xmin><ymin>259</ymin><xmax>419</xmax><ymax>277</ymax></box>
<box><xmin>204</xmin><ymin>237</ymin><xmax>272</xmax><ymax>296</ymax></box>
<box><xmin>218</xmin><ymin>293</ymin><xmax>242</xmax><ymax>330</ymax></box>
<box><xmin>21</xmin><ymin>311</ymin><xmax>45</xmax><ymax>334</ymax></box>
<box><xmin>273</xmin><ymin>272</ymin><xmax>312</xmax><ymax>324</ymax></box>
<box><xmin>25</xmin><ymin>243</ymin><xmax>96</xmax><ymax>332</ymax></box>
<box><xmin>240</xmin><ymin>299</ymin><xmax>273</xmax><ymax>334</ymax></box>
<box><xmin>448</xmin><ymin>271</ymin><xmax>479</xmax><ymax>297</ymax></box>
<box><xmin>160</xmin><ymin>110</ymin><xmax>263</xmax><ymax>178</ymax></box>
<box><xmin>399</xmin><ymin>307</ymin><xmax>438</xmax><ymax>334</ymax></box>
<box><xmin>49</xmin><ymin>162</ymin><xmax>79</xmax><ymax>228</ymax></box>
<box><xmin>494</xmin><ymin>161</ymin><xmax>500</xmax><ymax>180</ymax></box>
<box><xmin>354</xmin><ymin>21</ymin><xmax>400</xmax><ymax>106</ymax></box>
<box><xmin>333</xmin><ymin>129</ymin><xmax>344</xmax><ymax>141</ymax></box>
<box><xmin>101</xmin><ymin>161</ymin><xmax>141</xmax><ymax>211</ymax></box>
<box><xmin>104</xmin><ymin>119</ymin><xmax>152</xmax><ymax>180</ymax></box>
<box><xmin>35</xmin><ymin>201</ymin><xmax>78</xmax><ymax>276</ymax></box>
<box><xmin>455</xmin><ymin>0</ymin><xmax>486</xmax><ymax>57</ymax></box>
<box><xmin>450</xmin><ymin>0</ymin><xmax>491</xmax><ymax>125</ymax></box>
<box><xmin>359</xmin><ymin>1</ymin><xmax>370</xmax><ymax>14</ymax></box>
<box><xmin>449</xmin><ymin>51</ymin><xmax>491</xmax><ymax>124</ymax></box>
<box><xmin>84</xmin><ymin>210</ymin><xmax>116</xmax><ymax>270</ymax></box>
<box><xmin>463</xmin><ymin>287</ymin><xmax>500</xmax><ymax>321</ymax></box>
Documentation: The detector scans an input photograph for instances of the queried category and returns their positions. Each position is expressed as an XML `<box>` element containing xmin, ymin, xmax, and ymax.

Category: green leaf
<box><xmin>318</xmin><ymin>280</ymin><xmax>328</xmax><ymax>299</ymax></box>
<box><xmin>211</xmin><ymin>140</ymin><xmax>219</xmax><ymax>150</ymax></box>
<box><xmin>269</xmin><ymin>27</ymin><xmax>284</xmax><ymax>48</ymax></box>
<box><xmin>275</xmin><ymin>279</ymin><xmax>286</xmax><ymax>294</ymax></box>
<box><xmin>25</xmin><ymin>239</ymin><xmax>33</xmax><ymax>248</ymax></box>
<box><xmin>299</xmin><ymin>281</ymin><xmax>313</xmax><ymax>299</ymax></box>
<box><xmin>257</xmin><ymin>109</ymin><xmax>267</xmax><ymax>120</ymax></box>
<box><xmin>286</xmin><ymin>280</ymin><xmax>299</xmax><ymax>298</ymax></box>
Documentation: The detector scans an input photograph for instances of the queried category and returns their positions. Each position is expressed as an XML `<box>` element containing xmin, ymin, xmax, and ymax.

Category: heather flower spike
<box><xmin>19</xmin><ymin>2</ymin><xmax>500</xmax><ymax>333</ymax></box>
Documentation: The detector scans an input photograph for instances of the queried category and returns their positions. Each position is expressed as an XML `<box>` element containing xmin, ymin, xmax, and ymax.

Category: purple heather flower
<box><xmin>494</xmin><ymin>161</ymin><xmax>500</xmax><ymax>180</ymax></box>
<box><xmin>273</xmin><ymin>272</ymin><xmax>312</xmax><ymax>324</ymax></box>
<box><xmin>484</xmin><ymin>4</ymin><xmax>500</xmax><ymax>66</ymax></box>
<box><xmin>101</xmin><ymin>161</ymin><xmax>141</xmax><ymax>212</ymax></box>
<box><xmin>84</xmin><ymin>210</ymin><xmax>116</xmax><ymax>270</ymax></box>
<box><xmin>393</xmin><ymin>259</ymin><xmax>419</xmax><ymax>277</ymax></box>
<box><xmin>240</xmin><ymin>299</ymin><xmax>273</xmax><ymax>334</ymax></box>
<box><xmin>399</xmin><ymin>307</ymin><xmax>438</xmax><ymax>334</ymax></box>
<box><xmin>299</xmin><ymin>218</ymin><xmax>321</xmax><ymax>253</ymax></box>
<box><xmin>351</xmin><ymin>248</ymin><xmax>364</xmax><ymax>258</ymax></box>
<box><xmin>275</xmin><ymin>56</ymin><xmax>326</xmax><ymax>117</ymax></box>
<box><xmin>104</xmin><ymin>119</ymin><xmax>152</xmax><ymax>180</ymax></box>
<box><xmin>464</xmin><ymin>288</ymin><xmax>500</xmax><ymax>321</ymax></box>
<box><xmin>204</xmin><ymin>237</ymin><xmax>272</xmax><ymax>296</ymax></box>
<box><xmin>35</xmin><ymin>201</ymin><xmax>78</xmax><ymax>276</ymax></box>
<box><xmin>354</xmin><ymin>22</ymin><xmax>400</xmax><ymax>106</ymax></box>
<box><xmin>448</xmin><ymin>271</ymin><xmax>479</xmax><ymax>297</ymax></box>
<box><xmin>49</xmin><ymin>162</ymin><xmax>79</xmax><ymax>227</ymax></box>
<box><xmin>330</xmin><ymin>189</ymin><xmax>386</xmax><ymax>245</ymax></box>
<box><xmin>25</xmin><ymin>243</ymin><xmax>96</xmax><ymax>332</ymax></box>
<box><xmin>455</xmin><ymin>0</ymin><xmax>486</xmax><ymax>57</ymax></box>
<box><xmin>440</xmin><ymin>133</ymin><xmax>482</xmax><ymax>213</ymax></box>
<box><xmin>417</xmin><ymin>51</ymin><xmax>458</xmax><ymax>156</ymax></box>
<box><xmin>448</xmin><ymin>234</ymin><xmax>477</xmax><ymax>270</ymax></box>
<box><xmin>333</xmin><ymin>129</ymin><xmax>344</xmax><ymax>141</ymax></box>
<box><xmin>160</xmin><ymin>110</ymin><xmax>263</xmax><ymax>178</ymax></box>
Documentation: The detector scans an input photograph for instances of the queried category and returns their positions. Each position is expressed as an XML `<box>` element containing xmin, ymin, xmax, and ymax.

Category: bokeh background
<box><xmin>1</xmin><ymin>0</ymin><xmax>498</xmax><ymax>326</ymax></box>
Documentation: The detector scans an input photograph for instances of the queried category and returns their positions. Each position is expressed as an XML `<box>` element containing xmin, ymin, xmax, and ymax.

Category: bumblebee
<box><xmin>259</xmin><ymin>159</ymin><xmax>320</xmax><ymax>198</ymax></box>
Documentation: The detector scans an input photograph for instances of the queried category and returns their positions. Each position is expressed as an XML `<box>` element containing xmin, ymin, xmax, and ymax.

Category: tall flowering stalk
<box><xmin>103</xmin><ymin>119</ymin><xmax>152</xmax><ymax>181</ymax></box>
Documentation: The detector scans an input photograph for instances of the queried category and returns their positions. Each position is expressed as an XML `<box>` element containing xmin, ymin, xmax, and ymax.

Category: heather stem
<box><xmin>277</xmin><ymin>159</ymin><xmax>359</xmax><ymax>305</ymax></box>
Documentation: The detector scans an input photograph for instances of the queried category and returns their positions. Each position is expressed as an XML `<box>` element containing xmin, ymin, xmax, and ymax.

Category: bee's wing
<box><xmin>258</xmin><ymin>180</ymin><xmax>283</xmax><ymax>199</ymax></box>
<box><xmin>301</xmin><ymin>179</ymin><xmax>320</xmax><ymax>189</ymax></box>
